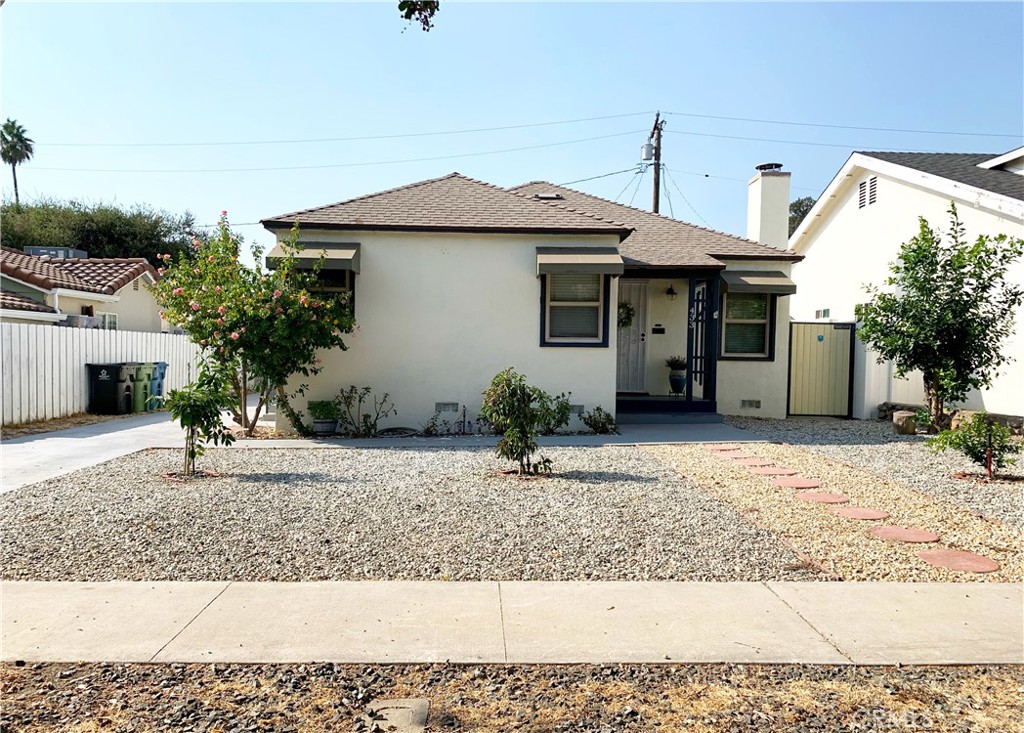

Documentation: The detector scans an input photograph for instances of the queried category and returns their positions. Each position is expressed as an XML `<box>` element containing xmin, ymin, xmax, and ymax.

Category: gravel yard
<box><xmin>2</xmin><ymin>662</ymin><xmax>1020</xmax><ymax>732</ymax></box>
<box><xmin>0</xmin><ymin>446</ymin><xmax>819</xmax><ymax>582</ymax></box>
<box><xmin>726</xmin><ymin>416</ymin><xmax>1024</xmax><ymax>529</ymax></box>
<box><xmin>647</xmin><ymin>442</ymin><xmax>1022</xmax><ymax>582</ymax></box>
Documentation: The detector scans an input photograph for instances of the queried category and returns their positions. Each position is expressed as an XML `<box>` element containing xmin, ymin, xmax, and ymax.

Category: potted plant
<box><xmin>665</xmin><ymin>356</ymin><xmax>687</xmax><ymax>396</ymax></box>
<box><xmin>307</xmin><ymin>399</ymin><xmax>340</xmax><ymax>436</ymax></box>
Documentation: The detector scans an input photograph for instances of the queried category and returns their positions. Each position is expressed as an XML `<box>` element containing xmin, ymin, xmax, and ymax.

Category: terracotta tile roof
<box><xmin>509</xmin><ymin>182</ymin><xmax>802</xmax><ymax>268</ymax></box>
<box><xmin>261</xmin><ymin>172</ymin><xmax>632</xmax><ymax>236</ymax></box>
<box><xmin>0</xmin><ymin>247</ymin><xmax>157</xmax><ymax>295</ymax></box>
<box><xmin>0</xmin><ymin>289</ymin><xmax>57</xmax><ymax>314</ymax></box>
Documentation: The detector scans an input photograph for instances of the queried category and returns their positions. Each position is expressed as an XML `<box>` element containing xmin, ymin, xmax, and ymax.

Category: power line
<box><xmin>613</xmin><ymin>170</ymin><xmax>642</xmax><ymax>202</ymax></box>
<box><xmin>663</xmin><ymin>167</ymin><xmax>710</xmax><ymax>227</ymax></box>
<box><xmin>43</xmin><ymin>111</ymin><xmax>656</xmax><ymax>148</ymax></box>
<box><xmin>664</xmin><ymin>111</ymin><xmax>1020</xmax><ymax>139</ymax></box>
<box><xmin>660</xmin><ymin>165</ymin><xmax>675</xmax><ymax>219</ymax></box>
<box><xmin>628</xmin><ymin>167</ymin><xmax>647</xmax><ymax>207</ymax></box>
<box><xmin>558</xmin><ymin>167</ymin><xmax>639</xmax><ymax>186</ymax></box>
<box><xmin>664</xmin><ymin>167</ymin><xmax>819</xmax><ymax>193</ymax></box>
<box><xmin>33</xmin><ymin>130</ymin><xmax>647</xmax><ymax>174</ymax></box>
<box><xmin>664</xmin><ymin>128</ymin><xmax>936</xmax><ymax>150</ymax></box>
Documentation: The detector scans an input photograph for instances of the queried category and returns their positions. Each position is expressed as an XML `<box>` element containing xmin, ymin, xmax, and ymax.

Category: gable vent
<box><xmin>858</xmin><ymin>181</ymin><xmax>867</xmax><ymax>208</ymax></box>
<box><xmin>868</xmin><ymin>176</ymin><xmax>878</xmax><ymax>205</ymax></box>
<box><xmin>532</xmin><ymin>193</ymin><xmax>565</xmax><ymax>201</ymax></box>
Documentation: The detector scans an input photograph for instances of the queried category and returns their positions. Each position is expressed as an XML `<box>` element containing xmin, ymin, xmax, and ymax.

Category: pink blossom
<box><xmin>162</xmin><ymin>253</ymin><xmax>171</xmax><ymax>261</ymax></box>
<box><xmin>172</xmin><ymin>287</ymin><xmax>184</xmax><ymax>295</ymax></box>
<box><xmin>216</xmin><ymin>318</ymin><xmax>225</xmax><ymax>326</ymax></box>
<box><xmin>214</xmin><ymin>331</ymin><xmax>221</xmax><ymax>338</ymax></box>
<box><xmin>311</xmin><ymin>315</ymin><xmax>317</xmax><ymax>321</ymax></box>
<box><xmin>220</xmin><ymin>210</ymin><xmax>228</xmax><ymax>217</ymax></box>
<box><xmin>215</xmin><ymin>286</ymin><xmax>222</xmax><ymax>293</ymax></box>
<box><xmin>241</xmin><ymin>327</ymin><xmax>246</xmax><ymax>333</ymax></box>
<box><xmin>217</xmin><ymin>305</ymin><xmax>226</xmax><ymax>315</ymax></box>
<box><xmin>273</xmin><ymin>290</ymin><xmax>282</xmax><ymax>299</ymax></box>
<box><xmin>199</xmin><ymin>340</ymin><xmax>207</xmax><ymax>346</ymax></box>
<box><xmin>158</xmin><ymin>310</ymin><xmax>164</xmax><ymax>318</ymax></box>
<box><xmin>230</xmin><ymin>332</ymin><xmax>240</xmax><ymax>340</ymax></box>
<box><xmin>275</xmin><ymin>307</ymin><xmax>283</xmax><ymax>314</ymax></box>
<box><xmin>157</xmin><ymin>268</ymin><xmax>164</xmax><ymax>275</ymax></box>
<box><xmin>208</xmin><ymin>256</ymin><xmax>216</xmax><ymax>263</ymax></box>
<box><xmin>190</xmin><ymin>301</ymin><xmax>201</xmax><ymax>312</ymax></box>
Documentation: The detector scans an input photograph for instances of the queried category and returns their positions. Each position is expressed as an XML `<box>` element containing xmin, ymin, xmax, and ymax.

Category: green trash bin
<box><xmin>131</xmin><ymin>362</ymin><xmax>156</xmax><ymax>413</ymax></box>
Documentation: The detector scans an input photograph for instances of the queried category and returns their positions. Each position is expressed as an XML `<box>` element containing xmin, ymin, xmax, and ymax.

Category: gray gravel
<box><xmin>726</xmin><ymin>416</ymin><xmax>1024</xmax><ymax>529</ymax></box>
<box><xmin>0</xmin><ymin>446</ymin><xmax>820</xmax><ymax>582</ymax></box>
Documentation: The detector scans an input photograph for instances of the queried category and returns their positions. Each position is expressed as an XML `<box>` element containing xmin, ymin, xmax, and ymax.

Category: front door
<box><xmin>616</xmin><ymin>281</ymin><xmax>648</xmax><ymax>392</ymax></box>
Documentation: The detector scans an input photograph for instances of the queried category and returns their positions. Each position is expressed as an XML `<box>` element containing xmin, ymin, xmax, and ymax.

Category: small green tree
<box><xmin>855</xmin><ymin>205</ymin><xmax>1024</xmax><ymax>429</ymax></box>
<box><xmin>161</xmin><ymin>361</ymin><xmax>236</xmax><ymax>477</ymax></box>
<box><xmin>928</xmin><ymin>412</ymin><xmax>1020</xmax><ymax>479</ymax></box>
<box><xmin>151</xmin><ymin>213</ymin><xmax>356</xmax><ymax>436</ymax></box>
<box><xmin>789</xmin><ymin>196</ymin><xmax>816</xmax><ymax>236</ymax></box>
<box><xmin>480</xmin><ymin>368</ymin><xmax>552</xmax><ymax>475</ymax></box>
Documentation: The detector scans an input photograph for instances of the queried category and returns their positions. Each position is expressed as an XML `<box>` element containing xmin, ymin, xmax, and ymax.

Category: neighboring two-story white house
<box><xmin>789</xmin><ymin>148</ymin><xmax>1024</xmax><ymax>419</ymax></box>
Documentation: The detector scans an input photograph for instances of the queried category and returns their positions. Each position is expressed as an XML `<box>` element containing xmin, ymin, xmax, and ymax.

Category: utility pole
<box><xmin>648</xmin><ymin>112</ymin><xmax>666</xmax><ymax>213</ymax></box>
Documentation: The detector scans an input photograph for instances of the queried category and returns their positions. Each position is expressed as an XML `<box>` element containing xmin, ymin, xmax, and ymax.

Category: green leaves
<box><xmin>927</xmin><ymin>412</ymin><xmax>1020</xmax><ymax>477</ymax></box>
<box><xmin>856</xmin><ymin>204</ymin><xmax>1024</xmax><ymax>426</ymax></box>
<box><xmin>162</xmin><ymin>360</ymin><xmax>236</xmax><ymax>476</ymax></box>
<box><xmin>480</xmin><ymin>368</ymin><xmax>551</xmax><ymax>475</ymax></box>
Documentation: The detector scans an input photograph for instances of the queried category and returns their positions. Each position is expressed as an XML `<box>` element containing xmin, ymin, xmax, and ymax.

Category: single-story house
<box><xmin>262</xmin><ymin>168</ymin><xmax>801</xmax><ymax>430</ymax></box>
<box><xmin>789</xmin><ymin>148</ymin><xmax>1024</xmax><ymax>419</ymax></box>
<box><xmin>0</xmin><ymin>247</ymin><xmax>162</xmax><ymax>331</ymax></box>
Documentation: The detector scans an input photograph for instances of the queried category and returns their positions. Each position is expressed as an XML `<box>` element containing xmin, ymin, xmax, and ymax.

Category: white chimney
<box><xmin>747</xmin><ymin>162</ymin><xmax>791</xmax><ymax>250</ymax></box>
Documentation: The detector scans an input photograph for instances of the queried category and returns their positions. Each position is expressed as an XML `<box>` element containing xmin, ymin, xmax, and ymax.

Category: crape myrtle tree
<box><xmin>855</xmin><ymin>204</ymin><xmax>1024</xmax><ymax>429</ymax></box>
<box><xmin>151</xmin><ymin>213</ymin><xmax>355</xmax><ymax>436</ymax></box>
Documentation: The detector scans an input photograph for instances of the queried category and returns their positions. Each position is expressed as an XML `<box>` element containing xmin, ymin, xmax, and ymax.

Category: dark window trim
<box><xmin>718</xmin><ymin>292</ymin><xmax>778</xmax><ymax>362</ymax></box>
<box><xmin>539</xmin><ymin>273</ymin><xmax>611</xmax><ymax>348</ymax></box>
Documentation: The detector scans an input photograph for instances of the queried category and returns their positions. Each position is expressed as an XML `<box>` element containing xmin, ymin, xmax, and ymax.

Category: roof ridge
<box><xmin>265</xmin><ymin>172</ymin><xmax>468</xmax><ymax>221</ymax></box>
<box><xmin>510</xmin><ymin>181</ymin><xmax>770</xmax><ymax>248</ymax></box>
<box><xmin>856</xmin><ymin>150</ymin><xmax>997</xmax><ymax>157</ymax></box>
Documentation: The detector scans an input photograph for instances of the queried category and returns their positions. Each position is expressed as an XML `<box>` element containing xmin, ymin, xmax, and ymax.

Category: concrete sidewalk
<box><xmin>2</xmin><ymin>581</ymin><xmax>1020</xmax><ymax>665</ymax></box>
<box><xmin>1</xmin><ymin>416</ymin><xmax>759</xmax><ymax>493</ymax></box>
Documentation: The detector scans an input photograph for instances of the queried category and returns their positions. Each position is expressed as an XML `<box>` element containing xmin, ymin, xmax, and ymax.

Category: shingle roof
<box><xmin>858</xmin><ymin>152</ymin><xmax>1024</xmax><ymax>202</ymax></box>
<box><xmin>0</xmin><ymin>247</ymin><xmax>157</xmax><ymax>295</ymax></box>
<box><xmin>261</xmin><ymin>172</ymin><xmax>632</xmax><ymax>236</ymax></box>
<box><xmin>0</xmin><ymin>289</ymin><xmax>57</xmax><ymax>314</ymax></box>
<box><xmin>508</xmin><ymin>182</ymin><xmax>801</xmax><ymax>268</ymax></box>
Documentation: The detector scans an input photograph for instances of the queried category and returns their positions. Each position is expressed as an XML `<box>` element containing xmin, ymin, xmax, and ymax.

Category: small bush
<box><xmin>163</xmin><ymin>361</ymin><xmax>236</xmax><ymax>476</ymax></box>
<box><xmin>665</xmin><ymin>355</ymin><xmax>687</xmax><ymax>370</ymax></box>
<box><xmin>538</xmin><ymin>391</ymin><xmax>573</xmax><ymax>435</ymax></box>
<box><xmin>582</xmin><ymin>405</ymin><xmax>617</xmax><ymax>435</ymax></box>
<box><xmin>336</xmin><ymin>386</ymin><xmax>397</xmax><ymax>438</ymax></box>
<box><xmin>927</xmin><ymin>411</ymin><xmax>1020</xmax><ymax>478</ymax></box>
<box><xmin>480</xmin><ymin>368</ymin><xmax>551</xmax><ymax>475</ymax></box>
<box><xmin>307</xmin><ymin>400</ymin><xmax>340</xmax><ymax>420</ymax></box>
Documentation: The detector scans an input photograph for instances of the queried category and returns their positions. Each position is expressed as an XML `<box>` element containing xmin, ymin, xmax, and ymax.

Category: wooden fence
<box><xmin>1</xmin><ymin>323</ymin><xmax>202</xmax><ymax>426</ymax></box>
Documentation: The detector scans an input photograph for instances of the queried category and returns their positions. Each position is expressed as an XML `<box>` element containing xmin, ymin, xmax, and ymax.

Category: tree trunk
<box><xmin>11</xmin><ymin>164</ymin><xmax>19</xmax><ymax>208</ymax></box>
<box><xmin>923</xmin><ymin>374</ymin><xmax>945</xmax><ymax>432</ymax></box>
<box><xmin>239</xmin><ymin>357</ymin><xmax>249</xmax><ymax>430</ymax></box>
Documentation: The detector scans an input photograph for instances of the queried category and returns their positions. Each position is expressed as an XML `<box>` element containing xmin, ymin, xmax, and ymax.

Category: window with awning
<box><xmin>536</xmin><ymin>247</ymin><xmax>624</xmax><ymax>277</ymax></box>
<box><xmin>720</xmin><ymin>270</ymin><xmax>796</xmax><ymax>295</ymax></box>
<box><xmin>265</xmin><ymin>242</ymin><xmax>360</xmax><ymax>273</ymax></box>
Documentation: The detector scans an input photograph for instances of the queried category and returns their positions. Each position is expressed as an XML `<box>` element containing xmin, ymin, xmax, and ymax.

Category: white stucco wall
<box><xmin>716</xmin><ymin>260</ymin><xmax>793</xmax><ymax>420</ymax></box>
<box><xmin>280</xmin><ymin>229</ymin><xmax>621</xmax><ymax>431</ymax></box>
<box><xmin>791</xmin><ymin>169</ymin><xmax>1024</xmax><ymax>418</ymax></box>
<box><xmin>52</xmin><ymin>279</ymin><xmax>162</xmax><ymax>333</ymax></box>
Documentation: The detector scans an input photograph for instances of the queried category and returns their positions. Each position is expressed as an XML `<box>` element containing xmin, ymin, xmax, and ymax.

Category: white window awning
<box><xmin>536</xmin><ymin>247</ymin><xmax>624</xmax><ymax>277</ymax></box>
<box><xmin>266</xmin><ymin>242</ymin><xmax>360</xmax><ymax>273</ymax></box>
<box><xmin>721</xmin><ymin>270</ymin><xmax>796</xmax><ymax>295</ymax></box>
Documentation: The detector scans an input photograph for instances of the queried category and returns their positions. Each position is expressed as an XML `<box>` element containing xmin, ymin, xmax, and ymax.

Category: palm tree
<box><xmin>1</xmin><ymin>119</ymin><xmax>35</xmax><ymax>208</ymax></box>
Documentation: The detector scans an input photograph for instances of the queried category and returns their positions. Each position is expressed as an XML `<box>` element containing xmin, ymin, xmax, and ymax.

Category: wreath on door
<box><xmin>617</xmin><ymin>302</ymin><xmax>636</xmax><ymax>329</ymax></box>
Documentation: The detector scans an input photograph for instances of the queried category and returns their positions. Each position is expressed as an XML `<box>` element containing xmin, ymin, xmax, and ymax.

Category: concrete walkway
<box><xmin>1</xmin><ymin>416</ymin><xmax>759</xmax><ymax>493</ymax></box>
<box><xmin>2</xmin><ymin>581</ymin><xmax>1020</xmax><ymax>665</ymax></box>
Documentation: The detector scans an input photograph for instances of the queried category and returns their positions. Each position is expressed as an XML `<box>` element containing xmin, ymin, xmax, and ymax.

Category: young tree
<box><xmin>789</xmin><ymin>196</ymin><xmax>816</xmax><ymax>236</ymax></box>
<box><xmin>855</xmin><ymin>205</ymin><xmax>1024</xmax><ymax>428</ymax></box>
<box><xmin>0</xmin><ymin>119</ymin><xmax>34</xmax><ymax>209</ymax></box>
<box><xmin>151</xmin><ymin>213</ymin><xmax>356</xmax><ymax>436</ymax></box>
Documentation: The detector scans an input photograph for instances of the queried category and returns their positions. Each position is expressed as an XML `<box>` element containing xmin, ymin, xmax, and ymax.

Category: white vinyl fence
<box><xmin>1</xmin><ymin>323</ymin><xmax>202</xmax><ymax>426</ymax></box>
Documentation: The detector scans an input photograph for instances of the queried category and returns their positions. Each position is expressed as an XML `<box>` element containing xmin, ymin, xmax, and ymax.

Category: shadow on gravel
<box><xmin>233</xmin><ymin>472</ymin><xmax>341</xmax><ymax>484</ymax></box>
<box><xmin>556</xmin><ymin>470</ymin><xmax>659</xmax><ymax>484</ymax></box>
<box><xmin>730</xmin><ymin>418</ymin><xmax>927</xmax><ymax>447</ymax></box>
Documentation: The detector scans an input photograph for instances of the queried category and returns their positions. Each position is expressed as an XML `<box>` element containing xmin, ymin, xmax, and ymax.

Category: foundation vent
<box><xmin>434</xmin><ymin>402</ymin><xmax>459</xmax><ymax>413</ymax></box>
<box><xmin>740</xmin><ymin>400</ymin><xmax>762</xmax><ymax>409</ymax></box>
<box><xmin>569</xmin><ymin>404</ymin><xmax>585</xmax><ymax>416</ymax></box>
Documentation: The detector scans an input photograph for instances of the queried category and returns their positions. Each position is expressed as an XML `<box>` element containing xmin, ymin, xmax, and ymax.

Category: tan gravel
<box><xmin>645</xmin><ymin>443</ymin><xmax>1023</xmax><ymax>582</ymax></box>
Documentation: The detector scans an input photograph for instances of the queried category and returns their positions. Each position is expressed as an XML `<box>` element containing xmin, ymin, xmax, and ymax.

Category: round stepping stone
<box><xmin>704</xmin><ymin>444</ymin><xmax>741</xmax><ymax>452</ymax></box>
<box><xmin>917</xmin><ymin>549</ymin><xmax>1000</xmax><ymax>573</ymax></box>
<box><xmin>751</xmin><ymin>467</ymin><xmax>797</xmax><ymax>476</ymax></box>
<box><xmin>734</xmin><ymin>458</ymin><xmax>773</xmax><ymax>467</ymax></box>
<box><xmin>795</xmin><ymin>491</ymin><xmax>849</xmax><ymax>504</ymax></box>
<box><xmin>727</xmin><ymin>453</ymin><xmax>755</xmax><ymax>460</ymax></box>
<box><xmin>868</xmin><ymin>526</ymin><xmax>940</xmax><ymax>543</ymax></box>
<box><xmin>774</xmin><ymin>477</ymin><xmax>821</xmax><ymax>489</ymax></box>
<box><xmin>831</xmin><ymin>506</ymin><xmax>890</xmax><ymax>521</ymax></box>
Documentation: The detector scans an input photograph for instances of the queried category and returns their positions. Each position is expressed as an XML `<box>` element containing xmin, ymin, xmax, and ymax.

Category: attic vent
<box><xmin>532</xmin><ymin>193</ymin><xmax>564</xmax><ymax>201</ymax></box>
<box><xmin>434</xmin><ymin>401</ymin><xmax>459</xmax><ymax>413</ymax></box>
<box><xmin>868</xmin><ymin>176</ymin><xmax>878</xmax><ymax>205</ymax></box>
<box><xmin>133</xmin><ymin>280</ymin><xmax>140</xmax><ymax>291</ymax></box>
<box><xmin>858</xmin><ymin>177</ymin><xmax>878</xmax><ymax>209</ymax></box>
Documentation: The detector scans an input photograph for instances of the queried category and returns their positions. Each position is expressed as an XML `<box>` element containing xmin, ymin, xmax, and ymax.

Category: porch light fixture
<box><xmin>666</xmin><ymin>285</ymin><xmax>678</xmax><ymax>301</ymax></box>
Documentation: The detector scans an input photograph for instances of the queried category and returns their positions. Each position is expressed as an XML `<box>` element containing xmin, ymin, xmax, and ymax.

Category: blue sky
<box><xmin>3</xmin><ymin>1</ymin><xmax>1022</xmax><ymax>259</ymax></box>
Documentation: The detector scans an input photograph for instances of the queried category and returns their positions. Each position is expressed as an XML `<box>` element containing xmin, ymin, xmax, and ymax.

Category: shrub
<box><xmin>538</xmin><ymin>391</ymin><xmax>573</xmax><ymax>435</ymax></box>
<box><xmin>163</xmin><ymin>361</ymin><xmax>236</xmax><ymax>476</ymax></box>
<box><xmin>927</xmin><ymin>411</ymin><xmax>1020</xmax><ymax>478</ymax></box>
<box><xmin>336</xmin><ymin>386</ymin><xmax>397</xmax><ymax>437</ymax></box>
<box><xmin>582</xmin><ymin>405</ymin><xmax>617</xmax><ymax>435</ymax></box>
<box><xmin>307</xmin><ymin>400</ymin><xmax>340</xmax><ymax>420</ymax></box>
<box><xmin>665</xmin><ymin>355</ymin><xmax>687</xmax><ymax>370</ymax></box>
<box><xmin>480</xmin><ymin>368</ymin><xmax>551</xmax><ymax>475</ymax></box>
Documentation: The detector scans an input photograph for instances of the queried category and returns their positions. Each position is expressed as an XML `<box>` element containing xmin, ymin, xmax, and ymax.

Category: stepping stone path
<box><xmin>831</xmin><ymin>506</ymin><xmax>890</xmax><ymax>521</ymax></box>
<box><xmin>869</xmin><ymin>526</ymin><xmax>940</xmax><ymax>543</ymax></box>
<box><xmin>795</xmin><ymin>491</ymin><xmax>849</xmax><ymax>504</ymax></box>
<box><xmin>918</xmin><ymin>549</ymin><xmax>1001</xmax><ymax>573</ymax></box>
<box><xmin>734</xmin><ymin>458</ymin><xmax>774</xmax><ymax>467</ymax></box>
<box><xmin>751</xmin><ymin>467</ymin><xmax>798</xmax><ymax>476</ymax></box>
<box><xmin>727</xmin><ymin>453</ymin><xmax>756</xmax><ymax>460</ymax></box>
<box><xmin>773</xmin><ymin>477</ymin><xmax>822</xmax><ymax>489</ymax></box>
<box><xmin>704</xmin><ymin>444</ymin><xmax>741</xmax><ymax>452</ymax></box>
